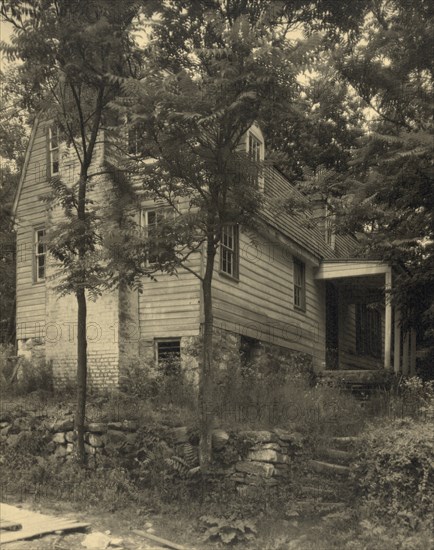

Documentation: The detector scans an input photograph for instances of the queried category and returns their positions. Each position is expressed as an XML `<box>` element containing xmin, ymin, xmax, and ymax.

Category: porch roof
<box><xmin>314</xmin><ymin>259</ymin><xmax>391</xmax><ymax>280</ymax></box>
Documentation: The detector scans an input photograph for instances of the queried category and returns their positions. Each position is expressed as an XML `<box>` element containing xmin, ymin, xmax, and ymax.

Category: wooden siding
<box><xmin>15</xmin><ymin>120</ymin><xmax>50</xmax><ymax>340</ymax></box>
<box><xmin>213</xmin><ymin>230</ymin><xmax>326</xmax><ymax>367</ymax></box>
<box><xmin>138</xmin><ymin>199</ymin><xmax>202</xmax><ymax>340</ymax></box>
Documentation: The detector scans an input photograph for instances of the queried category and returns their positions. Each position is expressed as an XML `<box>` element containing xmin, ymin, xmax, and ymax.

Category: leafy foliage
<box><xmin>200</xmin><ymin>514</ymin><xmax>257</xmax><ymax>545</ymax></box>
<box><xmin>354</xmin><ymin>417</ymin><xmax>434</xmax><ymax>532</ymax></box>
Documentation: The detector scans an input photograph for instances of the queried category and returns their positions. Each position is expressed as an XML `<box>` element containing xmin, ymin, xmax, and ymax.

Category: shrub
<box><xmin>354</xmin><ymin>417</ymin><xmax>434</xmax><ymax>531</ymax></box>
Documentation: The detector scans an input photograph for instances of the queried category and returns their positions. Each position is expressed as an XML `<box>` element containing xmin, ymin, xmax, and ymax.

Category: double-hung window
<box><xmin>293</xmin><ymin>258</ymin><xmax>306</xmax><ymax>310</ymax></box>
<box><xmin>220</xmin><ymin>225</ymin><xmax>239</xmax><ymax>279</ymax></box>
<box><xmin>34</xmin><ymin>228</ymin><xmax>46</xmax><ymax>283</ymax></box>
<box><xmin>141</xmin><ymin>209</ymin><xmax>159</xmax><ymax>265</ymax></box>
<box><xmin>48</xmin><ymin>127</ymin><xmax>59</xmax><ymax>177</ymax></box>
<box><xmin>247</xmin><ymin>128</ymin><xmax>264</xmax><ymax>191</ymax></box>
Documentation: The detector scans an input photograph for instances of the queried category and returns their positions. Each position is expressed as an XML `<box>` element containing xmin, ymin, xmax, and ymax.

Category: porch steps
<box><xmin>293</xmin><ymin>436</ymin><xmax>361</xmax><ymax>520</ymax></box>
<box><xmin>308</xmin><ymin>460</ymin><xmax>351</xmax><ymax>477</ymax></box>
<box><xmin>316</xmin><ymin>447</ymin><xmax>352</xmax><ymax>465</ymax></box>
<box><xmin>319</xmin><ymin>369</ymin><xmax>391</xmax><ymax>396</ymax></box>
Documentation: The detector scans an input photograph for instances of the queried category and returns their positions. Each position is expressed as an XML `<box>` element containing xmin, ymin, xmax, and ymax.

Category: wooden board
<box><xmin>0</xmin><ymin>503</ymin><xmax>89</xmax><ymax>545</ymax></box>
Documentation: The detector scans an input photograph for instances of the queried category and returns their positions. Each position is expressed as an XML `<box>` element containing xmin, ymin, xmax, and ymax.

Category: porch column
<box><xmin>402</xmin><ymin>332</ymin><xmax>410</xmax><ymax>376</ymax></box>
<box><xmin>393</xmin><ymin>307</ymin><xmax>401</xmax><ymax>375</ymax></box>
<box><xmin>384</xmin><ymin>269</ymin><xmax>392</xmax><ymax>370</ymax></box>
<box><xmin>410</xmin><ymin>329</ymin><xmax>417</xmax><ymax>376</ymax></box>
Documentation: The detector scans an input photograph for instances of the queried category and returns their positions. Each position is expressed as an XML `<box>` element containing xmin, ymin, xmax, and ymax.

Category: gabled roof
<box><xmin>12</xmin><ymin>117</ymin><xmax>40</xmax><ymax>219</ymax></box>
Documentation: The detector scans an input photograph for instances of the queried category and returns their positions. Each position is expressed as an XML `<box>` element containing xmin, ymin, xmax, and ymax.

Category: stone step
<box><xmin>298</xmin><ymin>484</ymin><xmax>348</xmax><ymax>501</ymax></box>
<box><xmin>316</xmin><ymin>447</ymin><xmax>353</xmax><ymax>465</ymax></box>
<box><xmin>309</xmin><ymin>460</ymin><xmax>351</xmax><ymax>477</ymax></box>
<box><xmin>330</xmin><ymin>436</ymin><xmax>361</xmax><ymax>450</ymax></box>
<box><xmin>294</xmin><ymin>500</ymin><xmax>347</xmax><ymax>518</ymax></box>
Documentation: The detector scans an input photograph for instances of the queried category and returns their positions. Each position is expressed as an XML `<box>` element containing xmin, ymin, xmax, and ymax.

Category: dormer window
<box><xmin>245</xmin><ymin>124</ymin><xmax>264</xmax><ymax>191</ymax></box>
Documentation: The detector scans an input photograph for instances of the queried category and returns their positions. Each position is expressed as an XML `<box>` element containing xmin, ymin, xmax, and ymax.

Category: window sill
<box><xmin>294</xmin><ymin>304</ymin><xmax>306</xmax><ymax>313</ymax></box>
<box><xmin>219</xmin><ymin>270</ymin><xmax>240</xmax><ymax>283</ymax></box>
<box><xmin>33</xmin><ymin>279</ymin><xmax>46</xmax><ymax>286</ymax></box>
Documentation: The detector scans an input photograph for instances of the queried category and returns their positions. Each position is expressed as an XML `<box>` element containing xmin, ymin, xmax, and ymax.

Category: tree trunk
<box><xmin>198</xmin><ymin>237</ymin><xmax>216</xmax><ymax>471</ymax></box>
<box><xmin>75</xmin><ymin>172</ymin><xmax>88</xmax><ymax>465</ymax></box>
<box><xmin>75</xmin><ymin>287</ymin><xmax>87</xmax><ymax>464</ymax></box>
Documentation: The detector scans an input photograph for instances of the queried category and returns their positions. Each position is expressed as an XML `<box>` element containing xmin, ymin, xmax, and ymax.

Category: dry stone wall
<box><xmin>0</xmin><ymin>409</ymin><xmax>305</xmax><ymax>492</ymax></box>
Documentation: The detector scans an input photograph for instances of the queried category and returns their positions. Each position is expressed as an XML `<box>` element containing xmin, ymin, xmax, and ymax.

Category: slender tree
<box><xmin>115</xmin><ymin>0</ymin><xmax>371</xmax><ymax>469</ymax></box>
<box><xmin>1</xmin><ymin>0</ymin><xmax>142</xmax><ymax>462</ymax></box>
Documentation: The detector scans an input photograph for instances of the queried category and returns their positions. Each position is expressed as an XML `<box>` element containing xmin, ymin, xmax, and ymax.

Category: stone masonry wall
<box><xmin>0</xmin><ymin>409</ymin><xmax>304</xmax><ymax>494</ymax></box>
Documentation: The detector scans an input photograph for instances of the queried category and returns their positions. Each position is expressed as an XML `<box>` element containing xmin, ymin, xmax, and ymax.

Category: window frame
<box><xmin>220</xmin><ymin>224</ymin><xmax>240</xmax><ymax>280</ymax></box>
<box><xmin>246</xmin><ymin>125</ymin><xmax>265</xmax><ymax>191</ymax></box>
<box><xmin>293</xmin><ymin>257</ymin><xmax>306</xmax><ymax>311</ymax></box>
<box><xmin>140</xmin><ymin>208</ymin><xmax>160</xmax><ymax>266</ymax></box>
<box><xmin>155</xmin><ymin>338</ymin><xmax>181</xmax><ymax>372</ymax></box>
<box><xmin>33</xmin><ymin>227</ymin><xmax>46</xmax><ymax>284</ymax></box>
<box><xmin>48</xmin><ymin>126</ymin><xmax>60</xmax><ymax>177</ymax></box>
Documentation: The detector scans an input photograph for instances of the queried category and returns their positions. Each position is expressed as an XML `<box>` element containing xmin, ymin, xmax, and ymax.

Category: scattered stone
<box><xmin>105</xmin><ymin>429</ymin><xmax>127</xmax><ymax>448</ymax></box>
<box><xmin>212</xmin><ymin>429</ymin><xmax>229</xmax><ymax>450</ymax></box>
<box><xmin>81</xmin><ymin>532</ymin><xmax>111</xmax><ymax>549</ymax></box>
<box><xmin>109</xmin><ymin>537</ymin><xmax>124</xmax><ymax>547</ymax></box>
<box><xmin>0</xmin><ymin>421</ymin><xmax>10</xmax><ymax>428</ymax></box>
<box><xmin>236</xmin><ymin>461</ymin><xmax>275</xmax><ymax>478</ymax></box>
<box><xmin>66</xmin><ymin>443</ymin><xmax>74</xmax><ymax>454</ymax></box>
<box><xmin>52</xmin><ymin>432</ymin><xmax>66</xmax><ymax>444</ymax></box>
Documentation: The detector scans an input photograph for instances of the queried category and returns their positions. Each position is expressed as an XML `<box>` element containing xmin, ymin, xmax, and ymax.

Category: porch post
<box><xmin>410</xmin><ymin>329</ymin><xmax>417</xmax><ymax>376</ymax></box>
<box><xmin>393</xmin><ymin>307</ymin><xmax>401</xmax><ymax>374</ymax></box>
<box><xmin>384</xmin><ymin>269</ymin><xmax>392</xmax><ymax>370</ymax></box>
<box><xmin>402</xmin><ymin>332</ymin><xmax>410</xmax><ymax>376</ymax></box>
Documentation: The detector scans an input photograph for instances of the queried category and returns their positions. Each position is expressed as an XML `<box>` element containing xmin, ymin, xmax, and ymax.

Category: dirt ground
<box><xmin>1</xmin><ymin>499</ymin><xmax>196</xmax><ymax>550</ymax></box>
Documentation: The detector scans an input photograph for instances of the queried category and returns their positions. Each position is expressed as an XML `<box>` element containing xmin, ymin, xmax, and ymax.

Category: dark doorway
<box><xmin>326</xmin><ymin>282</ymin><xmax>339</xmax><ymax>369</ymax></box>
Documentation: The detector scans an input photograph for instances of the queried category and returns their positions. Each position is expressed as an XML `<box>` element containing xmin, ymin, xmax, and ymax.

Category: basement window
<box><xmin>156</xmin><ymin>338</ymin><xmax>181</xmax><ymax>375</ymax></box>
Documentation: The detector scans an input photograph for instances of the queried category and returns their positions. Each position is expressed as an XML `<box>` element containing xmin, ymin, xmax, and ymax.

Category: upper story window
<box><xmin>48</xmin><ymin>126</ymin><xmax>59</xmax><ymax>177</ymax></box>
<box><xmin>293</xmin><ymin>258</ymin><xmax>306</xmax><ymax>310</ymax></box>
<box><xmin>140</xmin><ymin>209</ymin><xmax>159</xmax><ymax>265</ymax></box>
<box><xmin>220</xmin><ymin>224</ymin><xmax>239</xmax><ymax>279</ymax></box>
<box><xmin>34</xmin><ymin>228</ymin><xmax>46</xmax><ymax>283</ymax></box>
<box><xmin>128</xmin><ymin>122</ymin><xmax>146</xmax><ymax>156</ymax></box>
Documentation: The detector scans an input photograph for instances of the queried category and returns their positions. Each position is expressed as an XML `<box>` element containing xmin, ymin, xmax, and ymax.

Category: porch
<box><xmin>315</xmin><ymin>260</ymin><xmax>416</xmax><ymax>379</ymax></box>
